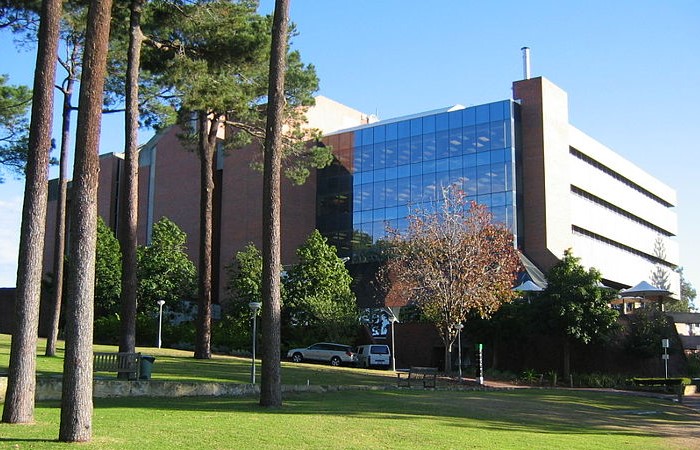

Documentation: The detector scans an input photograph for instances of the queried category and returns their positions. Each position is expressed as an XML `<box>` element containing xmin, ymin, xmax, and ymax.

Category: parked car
<box><xmin>355</xmin><ymin>344</ymin><xmax>391</xmax><ymax>368</ymax></box>
<box><xmin>286</xmin><ymin>343</ymin><xmax>356</xmax><ymax>366</ymax></box>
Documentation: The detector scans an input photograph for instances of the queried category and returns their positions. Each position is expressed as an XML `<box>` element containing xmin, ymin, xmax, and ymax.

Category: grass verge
<box><xmin>1</xmin><ymin>389</ymin><xmax>699</xmax><ymax>449</ymax></box>
<box><xmin>0</xmin><ymin>334</ymin><xmax>396</xmax><ymax>386</ymax></box>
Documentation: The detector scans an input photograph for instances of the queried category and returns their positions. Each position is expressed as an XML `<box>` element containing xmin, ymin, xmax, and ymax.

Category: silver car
<box><xmin>286</xmin><ymin>342</ymin><xmax>356</xmax><ymax>366</ymax></box>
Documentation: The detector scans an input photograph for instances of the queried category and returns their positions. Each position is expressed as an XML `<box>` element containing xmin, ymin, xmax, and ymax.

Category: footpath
<box><xmin>682</xmin><ymin>393</ymin><xmax>700</xmax><ymax>413</ymax></box>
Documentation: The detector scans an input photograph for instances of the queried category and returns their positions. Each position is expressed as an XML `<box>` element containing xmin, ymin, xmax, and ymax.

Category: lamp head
<box><xmin>248</xmin><ymin>302</ymin><xmax>262</xmax><ymax>311</ymax></box>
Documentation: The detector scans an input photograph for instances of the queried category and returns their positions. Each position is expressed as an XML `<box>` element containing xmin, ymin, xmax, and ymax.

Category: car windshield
<box><xmin>371</xmin><ymin>346</ymin><xmax>389</xmax><ymax>354</ymax></box>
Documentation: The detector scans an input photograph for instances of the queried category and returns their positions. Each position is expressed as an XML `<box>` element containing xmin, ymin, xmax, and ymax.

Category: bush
<box><xmin>571</xmin><ymin>372</ymin><xmax>631</xmax><ymax>389</ymax></box>
<box><xmin>165</xmin><ymin>321</ymin><xmax>196</xmax><ymax>350</ymax></box>
<box><xmin>94</xmin><ymin>314</ymin><xmax>121</xmax><ymax>345</ymax></box>
<box><xmin>519</xmin><ymin>368</ymin><xmax>541</xmax><ymax>385</ymax></box>
<box><xmin>484</xmin><ymin>368</ymin><xmax>518</xmax><ymax>382</ymax></box>
<box><xmin>631</xmin><ymin>377</ymin><xmax>691</xmax><ymax>386</ymax></box>
<box><xmin>687</xmin><ymin>354</ymin><xmax>700</xmax><ymax>378</ymax></box>
<box><xmin>211</xmin><ymin>315</ymin><xmax>251</xmax><ymax>355</ymax></box>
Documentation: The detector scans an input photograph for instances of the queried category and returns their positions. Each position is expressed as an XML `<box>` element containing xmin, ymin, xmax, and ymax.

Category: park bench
<box><xmin>397</xmin><ymin>366</ymin><xmax>438</xmax><ymax>389</ymax></box>
<box><xmin>93</xmin><ymin>352</ymin><xmax>141</xmax><ymax>380</ymax></box>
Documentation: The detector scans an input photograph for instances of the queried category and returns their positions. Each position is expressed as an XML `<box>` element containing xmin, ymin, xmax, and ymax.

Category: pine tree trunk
<box><xmin>1</xmin><ymin>0</ymin><xmax>61</xmax><ymax>425</ymax></box>
<box><xmin>260</xmin><ymin>0</ymin><xmax>290</xmax><ymax>408</ymax></box>
<box><xmin>194</xmin><ymin>110</ymin><xmax>216</xmax><ymax>360</ymax></box>
<box><xmin>118</xmin><ymin>0</ymin><xmax>144</xmax><ymax>355</ymax></box>
<box><xmin>58</xmin><ymin>0</ymin><xmax>113</xmax><ymax>442</ymax></box>
<box><xmin>45</xmin><ymin>75</ymin><xmax>74</xmax><ymax>358</ymax></box>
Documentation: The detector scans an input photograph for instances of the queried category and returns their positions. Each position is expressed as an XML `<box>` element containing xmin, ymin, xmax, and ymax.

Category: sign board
<box><xmin>661</xmin><ymin>339</ymin><xmax>670</xmax><ymax>348</ymax></box>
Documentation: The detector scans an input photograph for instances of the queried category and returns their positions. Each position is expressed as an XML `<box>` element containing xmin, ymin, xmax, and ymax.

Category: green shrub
<box><xmin>94</xmin><ymin>314</ymin><xmax>121</xmax><ymax>345</ymax></box>
<box><xmin>686</xmin><ymin>354</ymin><xmax>700</xmax><ymax>378</ymax></box>
<box><xmin>165</xmin><ymin>321</ymin><xmax>196</xmax><ymax>350</ymax></box>
<box><xmin>520</xmin><ymin>368</ymin><xmax>540</xmax><ymax>385</ymax></box>
<box><xmin>212</xmin><ymin>315</ymin><xmax>251</xmax><ymax>355</ymax></box>
<box><xmin>484</xmin><ymin>368</ymin><xmax>518</xmax><ymax>382</ymax></box>
<box><xmin>631</xmin><ymin>377</ymin><xmax>691</xmax><ymax>386</ymax></box>
<box><xmin>572</xmin><ymin>372</ymin><xmax>630</xmax><ymax>389</ymax></box>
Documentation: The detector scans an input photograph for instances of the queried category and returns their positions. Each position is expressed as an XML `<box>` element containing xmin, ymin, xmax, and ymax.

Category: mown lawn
<box><xmin>1</xmin><ymin>389</ymin><xmax>699</xmax><ymax>449</ymax></box>
<box><xmin>0</xmin><ymin>334</ymin><xmax>396</xmax><ymax>386</ymax></box>
<box><xmin>2</xmin><ymin>334</ymin><xmax>699</xmax><ymax>448</ymax></box>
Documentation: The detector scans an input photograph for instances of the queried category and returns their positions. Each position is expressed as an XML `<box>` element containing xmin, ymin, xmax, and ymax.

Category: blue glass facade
<box><xmin>317</xmin><ymin>100</ymin><xmax>519</xmax><ymax>262</ymax></box>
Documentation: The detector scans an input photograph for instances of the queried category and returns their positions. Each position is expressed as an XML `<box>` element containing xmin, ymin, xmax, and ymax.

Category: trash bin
<box><xmin>139</xmin><ymin>355</ymin><xmax>156</xmax><ymax>380</ymax></box>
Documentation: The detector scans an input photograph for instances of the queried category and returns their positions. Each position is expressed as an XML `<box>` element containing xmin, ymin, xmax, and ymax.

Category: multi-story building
<box><xmin>319</xmin><ymin>76</ymin><xmax>679</xmax><ymax>299</ymax></box>
<box><xmin>42</xmin><ymin>76</ymin><xmax>680</xmax><ymax>306</ymax></box>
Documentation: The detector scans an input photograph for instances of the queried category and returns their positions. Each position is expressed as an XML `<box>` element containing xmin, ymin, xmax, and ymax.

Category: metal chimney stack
<box><xmin>521</xmin><ymin>47</ymin><xmax>531</xmax><ymax>80</ymax></box>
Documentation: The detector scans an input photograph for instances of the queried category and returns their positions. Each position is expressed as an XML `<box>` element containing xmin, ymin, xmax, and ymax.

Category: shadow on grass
<box><xmin>0</xmin><ymin>438</ymin><xmax>58</xmax><ymax>444</ymax></box>
<box><xmin>84</xmin><ymin>389</ymin><xmax>700</xmax><ymax>440</ymax></box>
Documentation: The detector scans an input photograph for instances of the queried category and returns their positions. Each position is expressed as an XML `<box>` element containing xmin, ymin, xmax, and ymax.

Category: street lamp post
<box><xmin>249</xmin><ymin>302</ymin><xmax>262</xmax><ymax>384</ymax></box>
<box><xmin>455</xmin><ymin>323</ymin><xmax>464</xmax><ymax>381</ymax></box>
<box><xmin>389</xmin><ymin>316</ymin><xmax>398</xmax><ymax>371</ymax></box>
<box><xmin>156</xmin><ymin>300</ymin><xmax>165</xmax><ymax>348</ymax></box>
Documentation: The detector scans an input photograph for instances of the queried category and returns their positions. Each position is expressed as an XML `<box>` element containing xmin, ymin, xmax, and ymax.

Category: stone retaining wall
<box><xmin>0</xmin><ymin>376</ymin><xmax>397</xmax><ymax>401</ymax></box>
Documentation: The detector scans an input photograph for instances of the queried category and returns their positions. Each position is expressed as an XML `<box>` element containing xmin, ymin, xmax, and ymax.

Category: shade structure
<box><xmin>620</xmin><ymin>280</ymin><xmax>672</xmax><ymax>298</ymax></box>
<box><xmin>513</xmin><ymin>280</ymin><xmax>544</xmax><ymax>292</ymax></box>
<box><xmin>618</xmin><ymin>280</ymin><xmax>672</xmax><ymax>313</ymax></box>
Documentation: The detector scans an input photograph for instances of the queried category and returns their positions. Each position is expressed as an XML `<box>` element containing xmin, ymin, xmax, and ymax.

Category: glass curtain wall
<box><xmin>317</xmin><ymin>100</ymin><xmax>518</xmax><ymax>264</ymax></box>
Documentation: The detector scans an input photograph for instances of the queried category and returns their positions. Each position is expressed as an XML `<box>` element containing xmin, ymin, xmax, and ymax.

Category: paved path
<box><xmin>682</xmin><ymin>394</ymin><xmax>700</xmax><ymax>413</ymax></box>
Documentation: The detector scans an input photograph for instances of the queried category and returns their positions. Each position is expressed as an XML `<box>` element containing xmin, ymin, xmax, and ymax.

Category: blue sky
<box><xmin>1</xmin><ymin>1</ymin><xmax>698</xmax><ymax>298</ymax></box>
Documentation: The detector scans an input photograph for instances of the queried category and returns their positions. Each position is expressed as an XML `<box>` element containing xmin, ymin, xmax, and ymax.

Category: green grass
<box><xmin>0</xmin><ymin>334</ymin><xmax>396</xmax><ymax>386</ymax></box>
<box><xmin>2</xmin><ymin>334</ymin><xmax>699</xmax><ymax>448</ymax></box>
<box><xmin>1</xmin><ymin>389</ymin><xmax>699</xmax><ymax>449</ymax></box>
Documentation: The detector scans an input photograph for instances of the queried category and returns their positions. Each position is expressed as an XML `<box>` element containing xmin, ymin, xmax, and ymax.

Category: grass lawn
<box><xmin>0</xmin><ymin>334</ymin><xmax>396</xmax><ymax>386</ymax></box>
<box><xmin>1</xmin><ymin>389</ymin><xmax>699</xmax><ymax>449</ymax></box>
<box><xmin>2</xmin><ymin>334</ymin><xmax>699</xmax><ymax>448</ymax></box>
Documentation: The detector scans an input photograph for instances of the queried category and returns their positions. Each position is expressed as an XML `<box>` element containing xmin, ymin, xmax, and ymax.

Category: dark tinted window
<box><xmin>370</xmin><ymin>345</ymin><xmax>389</xmax><ymax>354</ymax></box>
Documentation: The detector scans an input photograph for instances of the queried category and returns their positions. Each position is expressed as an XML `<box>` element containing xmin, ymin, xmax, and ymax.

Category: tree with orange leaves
<box><xmin>383</xmin><ymin>185</ymin><xmax>520</xmax><ymax>372</ymax></box>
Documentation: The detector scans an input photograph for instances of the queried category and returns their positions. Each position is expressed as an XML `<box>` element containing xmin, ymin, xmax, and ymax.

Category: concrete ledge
<box><xmin>1</xmin><ymin>376</ymin><xmax>515</xmax><ymax>402</ymax></box>
<box><xmin>1</xmin><ymin>376</ymin><xmax>403</xmax><ymax>401</ymax></box>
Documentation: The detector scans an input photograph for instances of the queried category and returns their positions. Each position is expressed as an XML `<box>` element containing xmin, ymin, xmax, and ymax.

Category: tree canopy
<box><xmin>225</xmin><ymin>231</ymin><xmax>358</xmax><ymax>347</ymax></box>
<box><xmin>226</xmin><ymin>243</ymin><xmax>263</xmax><ymax>308</ymax></box>
<box><xmin>137</xmin><ymin>217</ymin><xmax>197</xmax><ymax>315</ymax></box>
<box><xmin>139</xmin><ymin>0</ymin><xmax>329</xmax><ymax>182</ymax></box>
<box><xmin>665</xmin><ymin>267</ymin><xmax>697</xmax><ymax>312</ymax></box>
<box><xmin>538</xmin><ymin>249</ymin><xmax>619</xmax><ymax>376</ymax></box>
<box><xmin>0</xmin><ymin>74</ymin><xmax>32</xmax><ymax>182</ymax></box>
<box><xmin>94</xmin><ymin>216</ymin><xmax>122</xmax><ymax>317</ymax></box>
<box><xmin>283</xmin><ymin>230</ymin><xmax>358</xmax><ymax>344</ymax></box>
<box><xmin>382</xmin><ymin>185</ymin><xmax>521</xmax><ymax>372</ymax></box>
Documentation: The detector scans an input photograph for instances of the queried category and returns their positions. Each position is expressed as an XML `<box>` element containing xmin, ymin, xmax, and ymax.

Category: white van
<box><xmin>355</xmin><ymin>344</ymin><xmax>391</xmax><ymax>369</ymax></box>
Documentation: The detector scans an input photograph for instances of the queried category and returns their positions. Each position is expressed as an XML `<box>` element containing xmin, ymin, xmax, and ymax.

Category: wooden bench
<box><xmin>397</xmin><ymin>366</ymin><xmax>438</xmax><ymax>388</ymax></box>
<box><xmin>93</xmin><ymin>352</ymin><xmax>141</xmax><ymax>380</ymax></box>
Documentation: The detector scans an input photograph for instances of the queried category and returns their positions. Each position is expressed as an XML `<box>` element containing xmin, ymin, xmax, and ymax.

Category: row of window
<box><xmin>353</xmin><ymin>192</ymin><xmax>514</xmax><ymax>224</ymax></box>
<box><xmin>353</xmin><ymin>123</ymin><xmax>511</xmax><ymax>172</ymax></box>
<box><xmin>352</xmin><ymin>100</ymin><xmax>513</xmax><ymax>145</ymax></box>
<box><xmin>572</xmin><ymin>225</ymin><xmax>675</xmax><ymax>269</ymax></box>
<box><xmin>353</xmin><ymin>149</ymin><xmax>513</xmax><ymax>185</ymax></box>
<box><xmin>352</xmin><ymin>203</ymin><xmax>516</xmax><ymax>245</ymax></box>
<box><xmin>571</xmin><ymin>186</ymin><xmax>673</xmax><ymax>237</ymax></box>
<box><xmin>353</xmin><ymin>163</ymin><xmax>514</xmax><ymax>211</ymax></box>
<box><xmin>570</xmin><ymin>147</ymin><xmax>673</xmax><ymax>208</ymax></box>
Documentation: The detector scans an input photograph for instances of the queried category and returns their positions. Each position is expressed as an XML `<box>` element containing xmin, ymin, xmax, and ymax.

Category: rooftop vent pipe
<box><xmin>521</xmin><ymin>47</ymin><xmax>531</xmax><ymax>80</ymax></box>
